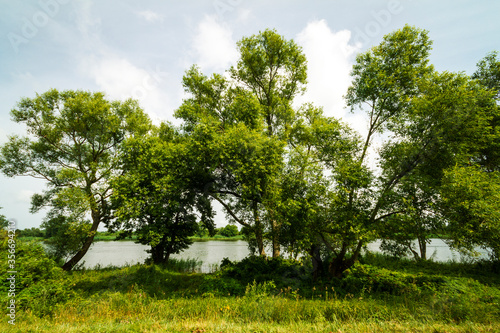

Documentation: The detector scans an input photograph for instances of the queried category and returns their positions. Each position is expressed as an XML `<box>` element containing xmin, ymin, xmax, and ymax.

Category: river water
<box><xmin>82</xmin><ymin>238</ymin><xmax>490</xmax><ymax>271</ymax></box>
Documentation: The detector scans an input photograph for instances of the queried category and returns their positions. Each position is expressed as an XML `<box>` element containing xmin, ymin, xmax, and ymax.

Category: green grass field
<box><xmin>1</xmin><ymin>238</ymin><xmax>499</xmax><ymax>332</ymax></box>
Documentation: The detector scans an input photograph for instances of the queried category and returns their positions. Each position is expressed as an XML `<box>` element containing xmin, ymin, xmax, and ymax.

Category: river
<box><xmin>81</xmin><ymin>238</ymin><xmax>490</xmax><ymax>272</ymax></box>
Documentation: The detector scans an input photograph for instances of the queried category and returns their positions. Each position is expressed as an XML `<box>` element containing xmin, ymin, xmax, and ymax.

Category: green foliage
<box><xmin>112</xmin><ymin>125</ymin><xmax>213</xmax><ymax>264</ymax></box>
<box><xmin>0</xmin><ymin>89</ymin><xmax>151</xmax><ymax>270</ymax></box>
<box><xmin>2</xmin><ymin>254</ymin><xmax>499</xmax><ymax>331</ymax></box>
<box><xmin>473</xmin><ymin>51</ymin><xmax>500</xmax><ymax>95</ymax></box>
<box><xmin>41</xmin><ymin>214</ymin><xmax>92</xmax><ymax>263</ymax></box>
<box><xmin>217</xmin><ymin>224</ymin><xmax>239</xmax><ymax>237</ymax></box>
<box><xmin>0</xmin><ymin>231</ymin><xmax>69</xmax><ymax>317</ymax></box>
<box><xmin>440</xmin><ymin>166</ymin><xmax>500</xmax><ymax>260</ymax></box>
<box><xmin>220</xmin><ymin>256</ymin><xmax>307</xmax><ymax>290</ymax></box>
<box><xmin>0</xmin><ymin>231</ymin><xmax>63</xmax><ymax>293</ymax></box>
<box><xmin>17</xmin><ymin>227</ymin><xmax>45</xmax><ymax>238</ymax></box>
<box><xmin>0</xmin><ymin>207</ymin><xmax>8</xmax><ymax>229</ymax></box>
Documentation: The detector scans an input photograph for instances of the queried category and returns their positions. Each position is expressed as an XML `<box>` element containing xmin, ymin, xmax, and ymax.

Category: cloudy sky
<box><xmin>1</xmin><ymin>0</ymin><xmax>499</xmax><ymax>229</ymax></box>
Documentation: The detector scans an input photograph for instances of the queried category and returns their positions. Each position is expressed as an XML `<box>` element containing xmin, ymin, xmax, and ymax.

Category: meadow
<box><xmin>1</xmin><ymin>236</ymin><xmax>499</xmax><ymax>332</ymax></box>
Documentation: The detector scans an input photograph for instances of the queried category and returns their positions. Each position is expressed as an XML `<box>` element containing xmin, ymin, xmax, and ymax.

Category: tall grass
<box><xmin>4</xmin><ymin>290</ymin><xmax>499</xmax><ymax>332</ymax></box>
<box><xmin>2</xmin><ymin>247</ymin><xmax>499</xmax><ymax>333</ymax></box>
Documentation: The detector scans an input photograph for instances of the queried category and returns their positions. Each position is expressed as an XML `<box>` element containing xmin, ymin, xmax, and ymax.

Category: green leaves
<box><xmin>0</xmin><ymin>89</ymin><xmax>152</xmax><ymax>269</ymax></box>
<box><xmin>231</xmin><ymin>29</ymin><xmax>307</xmax><ymax>138</ymax></box>
<box><xmin>346</xmin><ymin>25</ymin><xmax>433</xmax><ymax>134</ymax></box>
<box><xmin>440</xmin><ymin>166</ymin><xmax>500</xmax><ymax>260</ymax></box>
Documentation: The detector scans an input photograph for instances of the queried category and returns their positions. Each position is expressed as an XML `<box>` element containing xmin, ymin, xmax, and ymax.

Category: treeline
<box><xmin>15</xmin><ymin>224</ymin><xmax>240</xmax><ymax>240</ymax></box>
<box><xmin>0</xmin><ymin>25</ymin><xmax>499</xmax><ymax>278</ymax></box>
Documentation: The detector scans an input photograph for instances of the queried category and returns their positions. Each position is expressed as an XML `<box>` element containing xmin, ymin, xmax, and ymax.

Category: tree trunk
<box><xmin>151</xmin><ymin>244</ymin><xmax>166</xmax><ymax>265</ymax></box>
<box><xmin>271</xmin><ymin>220</ymin><xmax>280</xmax><ymax>258</ymax></box>
<box><xmin>255</xmin><ymin>224</ymin><xmax>266</xmax><ymax>257</ymax></box>
<box><xmin>327</xmin><ymin>241</ymin><xmax>363</xmax><ymax>278</ymax></box>
<box><xmin>252</xmin><ymin>202</ymin><xmax>266</xmax><ymax>257</ymax></box>
<box><xmin>62</xmin><ymin>211</ymin><xmax>100</xmax><ymax>271</ymax></box>
<box><xmin>418</xmin><ymin>236</ymin><xmax>426</xmax><ymax>260</ymax></box>
<box><xmin>309</xmin><ymin>244</ymin><xmax>323</xmax><ymax>280</ymax></box>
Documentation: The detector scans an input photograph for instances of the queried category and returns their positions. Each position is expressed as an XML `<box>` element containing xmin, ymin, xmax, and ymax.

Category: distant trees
<box><xmin>217</xmin><ymin>225</ymin><xmax>240</xmax><ymax>238</ymax></box>
<box><xmin>0</xmin><ymin>208</ymin><xmax>8</xmax><ymax>229</ymax></box>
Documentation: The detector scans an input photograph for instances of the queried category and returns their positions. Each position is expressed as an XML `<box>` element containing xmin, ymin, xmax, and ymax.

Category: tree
<box><xmin>41</xmin><ymin>213</ymin><xmax>91</xmax><ymax>264</ymax></box>
<box><xmin>0</xmin><ymin>207</ymin><xmax>8</xmax><ymax>230</ymax></box>
<box><xmin>231</xmin><ymin>29</ymin><xmax>307</xmax><ymax>258</ymax></box>
<box><xmin>217</xmin><ymin>224</ymin><xmax>239</xmax><ymax>237</ymax></box>
<box><xmin>437</xmin><ymin>51</ymin><xmax>500</xmax><ymax>261</ymax></box>
<box><xmin>175</xmin><ymin>29</ymin><xmax>308</xmax><ymax>258</ymax></box>
<box><xmin>471</xmin><ymin>51</ymin><xmax>500</xmax><ymax>172</ymax></box>
<box><xmin>309</xmin><ymin>25</ymin><xmax>435</xmax><ymax>277</ymax></box>
<box><xmin>374</xmin><ymin>69</ymin><xmax>496</xmax><ymax>263</ymax></box>
<box><xmin>0</xmin><ymin>89</ymin><xmax>151</xmax><ymax>270</ymax></box>
<box><xmin>377</xmin><ymin>172</ymin><xmax>442</xmax><ymax>261</ymax></box>
<box><xmin>305</xmin><ymin>25</ymin><xmax>496</xmax><ymax>277</ymax></box>
<box><xmin>440</xmin><ymin>165</ymin><xmax>500</xmax><ymax>260</ymax></box>
<box><xmin>111</xmin><ymin>124</ymin><xmax>214</xmax><ymax>264</ymax></box>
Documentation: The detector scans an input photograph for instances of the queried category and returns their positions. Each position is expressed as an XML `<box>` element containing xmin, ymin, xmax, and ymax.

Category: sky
<box><xmin>1</xmin><ymin>0</ymin><xmax>499</xmax><ymax>230</ymax></box>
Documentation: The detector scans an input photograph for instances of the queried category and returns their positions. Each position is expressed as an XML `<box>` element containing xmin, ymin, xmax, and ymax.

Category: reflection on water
<box><xmin>82</xmin><ymin>239</ymin><xmax>489</xmax><ymax>271</ymax></box>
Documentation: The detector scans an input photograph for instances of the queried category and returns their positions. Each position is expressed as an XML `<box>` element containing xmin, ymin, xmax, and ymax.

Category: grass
<box><xmin>1</xmin><ymin>249</ymin><xmax>499</xmax><ymax>332</ymax></box>
<box><xmin>4</xmin><ymin>291</ymin><xmax>500</xmax><ymax>332</ymax></box>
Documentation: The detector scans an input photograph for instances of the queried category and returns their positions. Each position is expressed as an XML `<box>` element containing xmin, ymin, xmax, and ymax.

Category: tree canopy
<box><xmin>1</xmin><ymin>26</ymin><xmax>499</xmax><ymax>276</ymax></box>
<box><xmin>0</xmin><ymin>89</ymin><xmax>151</xmax><ymax>270</ymax></box>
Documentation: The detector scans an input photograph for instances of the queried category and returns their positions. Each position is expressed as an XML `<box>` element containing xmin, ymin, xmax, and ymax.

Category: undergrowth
<box><xmin>1</xmin><ymin>235</ymin><xmax>499</xmax><ymax>332</ymax></box>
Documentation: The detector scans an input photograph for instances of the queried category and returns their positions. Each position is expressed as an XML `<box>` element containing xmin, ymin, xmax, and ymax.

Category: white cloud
<box><xmin>73</xmin><ymin>2</ymin><xmax>176</xmax><ymax>124</ymax></box>
<box><xmin>192</xmin><ymin>15</ymin><xmax>239</xmax><ymax>72</ymax></box>
<box><xmin>137</xmin><ymin>10</ymin><xmax>163</xmax><ymax>23</ymax></box>
<box><xmin>296</xmin><ymin>21</ymin><xmax>383</xmax><ymax>171</ymax></box>
<box><xmin>81</xmin><ymin>54</ymin><xmax>174</xmax><ymax>124</ymax></box>
<box><xmin>295</xmin><ymin>20</ymin><xmax>360</xmax><ymax>120</ymax></box>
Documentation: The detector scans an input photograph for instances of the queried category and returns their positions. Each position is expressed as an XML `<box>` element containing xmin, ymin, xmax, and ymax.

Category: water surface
<box><xmin>82</xmin><ymin>238</ymin><xmax>489</xmax><ymax>271</ymax></box>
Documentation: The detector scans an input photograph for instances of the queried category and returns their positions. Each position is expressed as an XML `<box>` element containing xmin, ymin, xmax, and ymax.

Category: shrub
<box><xmin>220</xmin><ymin>256</ymin><xmax>308</xmax><ymax>290</ymax></box>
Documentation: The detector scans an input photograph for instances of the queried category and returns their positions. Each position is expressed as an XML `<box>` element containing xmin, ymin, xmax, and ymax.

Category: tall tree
<box><xmin>175</xmin><ymin>28</ymin><xmax>308</xmax><ymax>258</ymax></box>
<box><xmin>230</xmin><ymin>29</ymin><xmax>307</xmax><ymax>257</ymax></box>
<box><xmin>0</xmin><ymin>89</ymin><xmax>151</xmax><ymax>270</ymax></box>
<box><xmin>312</xmin><ymin>25</ymin><xmax>434</xmax><ymax>277</ymax></box>
<box><xmin>111</xmin><ymin>124</ymin><xmax>214</xmax><ymax>264</ymax></box>
<box><xmin>438</xmin><ymin>51</ymin><xmax>500</xmax><ymax>260</ymax></box>
<box><xmin>471</xmin><ymin>51</ymin><xmax>500</xmax><ymax>172</ymax></box>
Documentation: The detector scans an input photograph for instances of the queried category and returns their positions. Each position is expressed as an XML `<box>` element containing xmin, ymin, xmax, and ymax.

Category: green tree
<box><xmin>0</xmin><ymin>207</ymin><xmax>8</xmax><ymax>229</ymax></box>
<box><xmin>471</xmin><ymin>51</ymin><xmax>500</xmax><ymax>172</ymax></box>
<box><xmin>175</xmin><ymin>59</ymin><xmax>286</xmax><ymax>257</ymax></box>
<box><xmin>436</xmin><ymin>52</ymin><xmax>500</xmax><ymax>261</ymax></box>
<box><xmin>310</xmin><ymin>25</ymin><xmax>435</xmax><ymax>277</ymax></box>
<box><xmin>111</xmin><ymin>124</ymin><xmax>214</xmax><ymax>264</ymax></box>
<box><xmin>0</xmin><ymin>89</ymin><xmax>151</xmax><ymax>270</ymax></box>
<box><xmin>41</xmin><ymin>214</ymin><xmax>91</xmax><ymax>264</ymax></box>
<box><xmin>440</xmin><ymin>166</ymin><xmax>500</xmax><ymax>260</ymax></box>
<box><xmin>377</xmin><ymin>172</ymin><xmax>442</xmax><ymax>261</ymax></box>
<box><xmin>217</xmin><ymin>224</ymin><xmax>239</xmax><ymax>237</ymax></box>
<box><xmin>231</xmin><ymin>29</ymin><xmax>307</xmax><ymax>258</ymax></box>
<box><xmin>373</xmin><ymin>70</ymin><xmax>495</xmax><ymax>264</ymax></box>
<box><xmin>175</xmin><ymin>29</ymin><xmax>308</xmax><ymax>258</ymax></box>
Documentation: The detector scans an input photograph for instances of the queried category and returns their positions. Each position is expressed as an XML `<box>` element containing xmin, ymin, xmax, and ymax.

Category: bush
<box><xmin>0</xmin><ymin>230</ymin><xmax>63</xmax><ymax>293</ymax></box>
<box><xmin>220</xmin><ymin>256</ymin><xmax>308</xmax><ymax>290</ymax></box>
<box><xmin>341</xmin><ymin>263</ymin><xmax>446</xmax><ymax>296</ymax></box>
